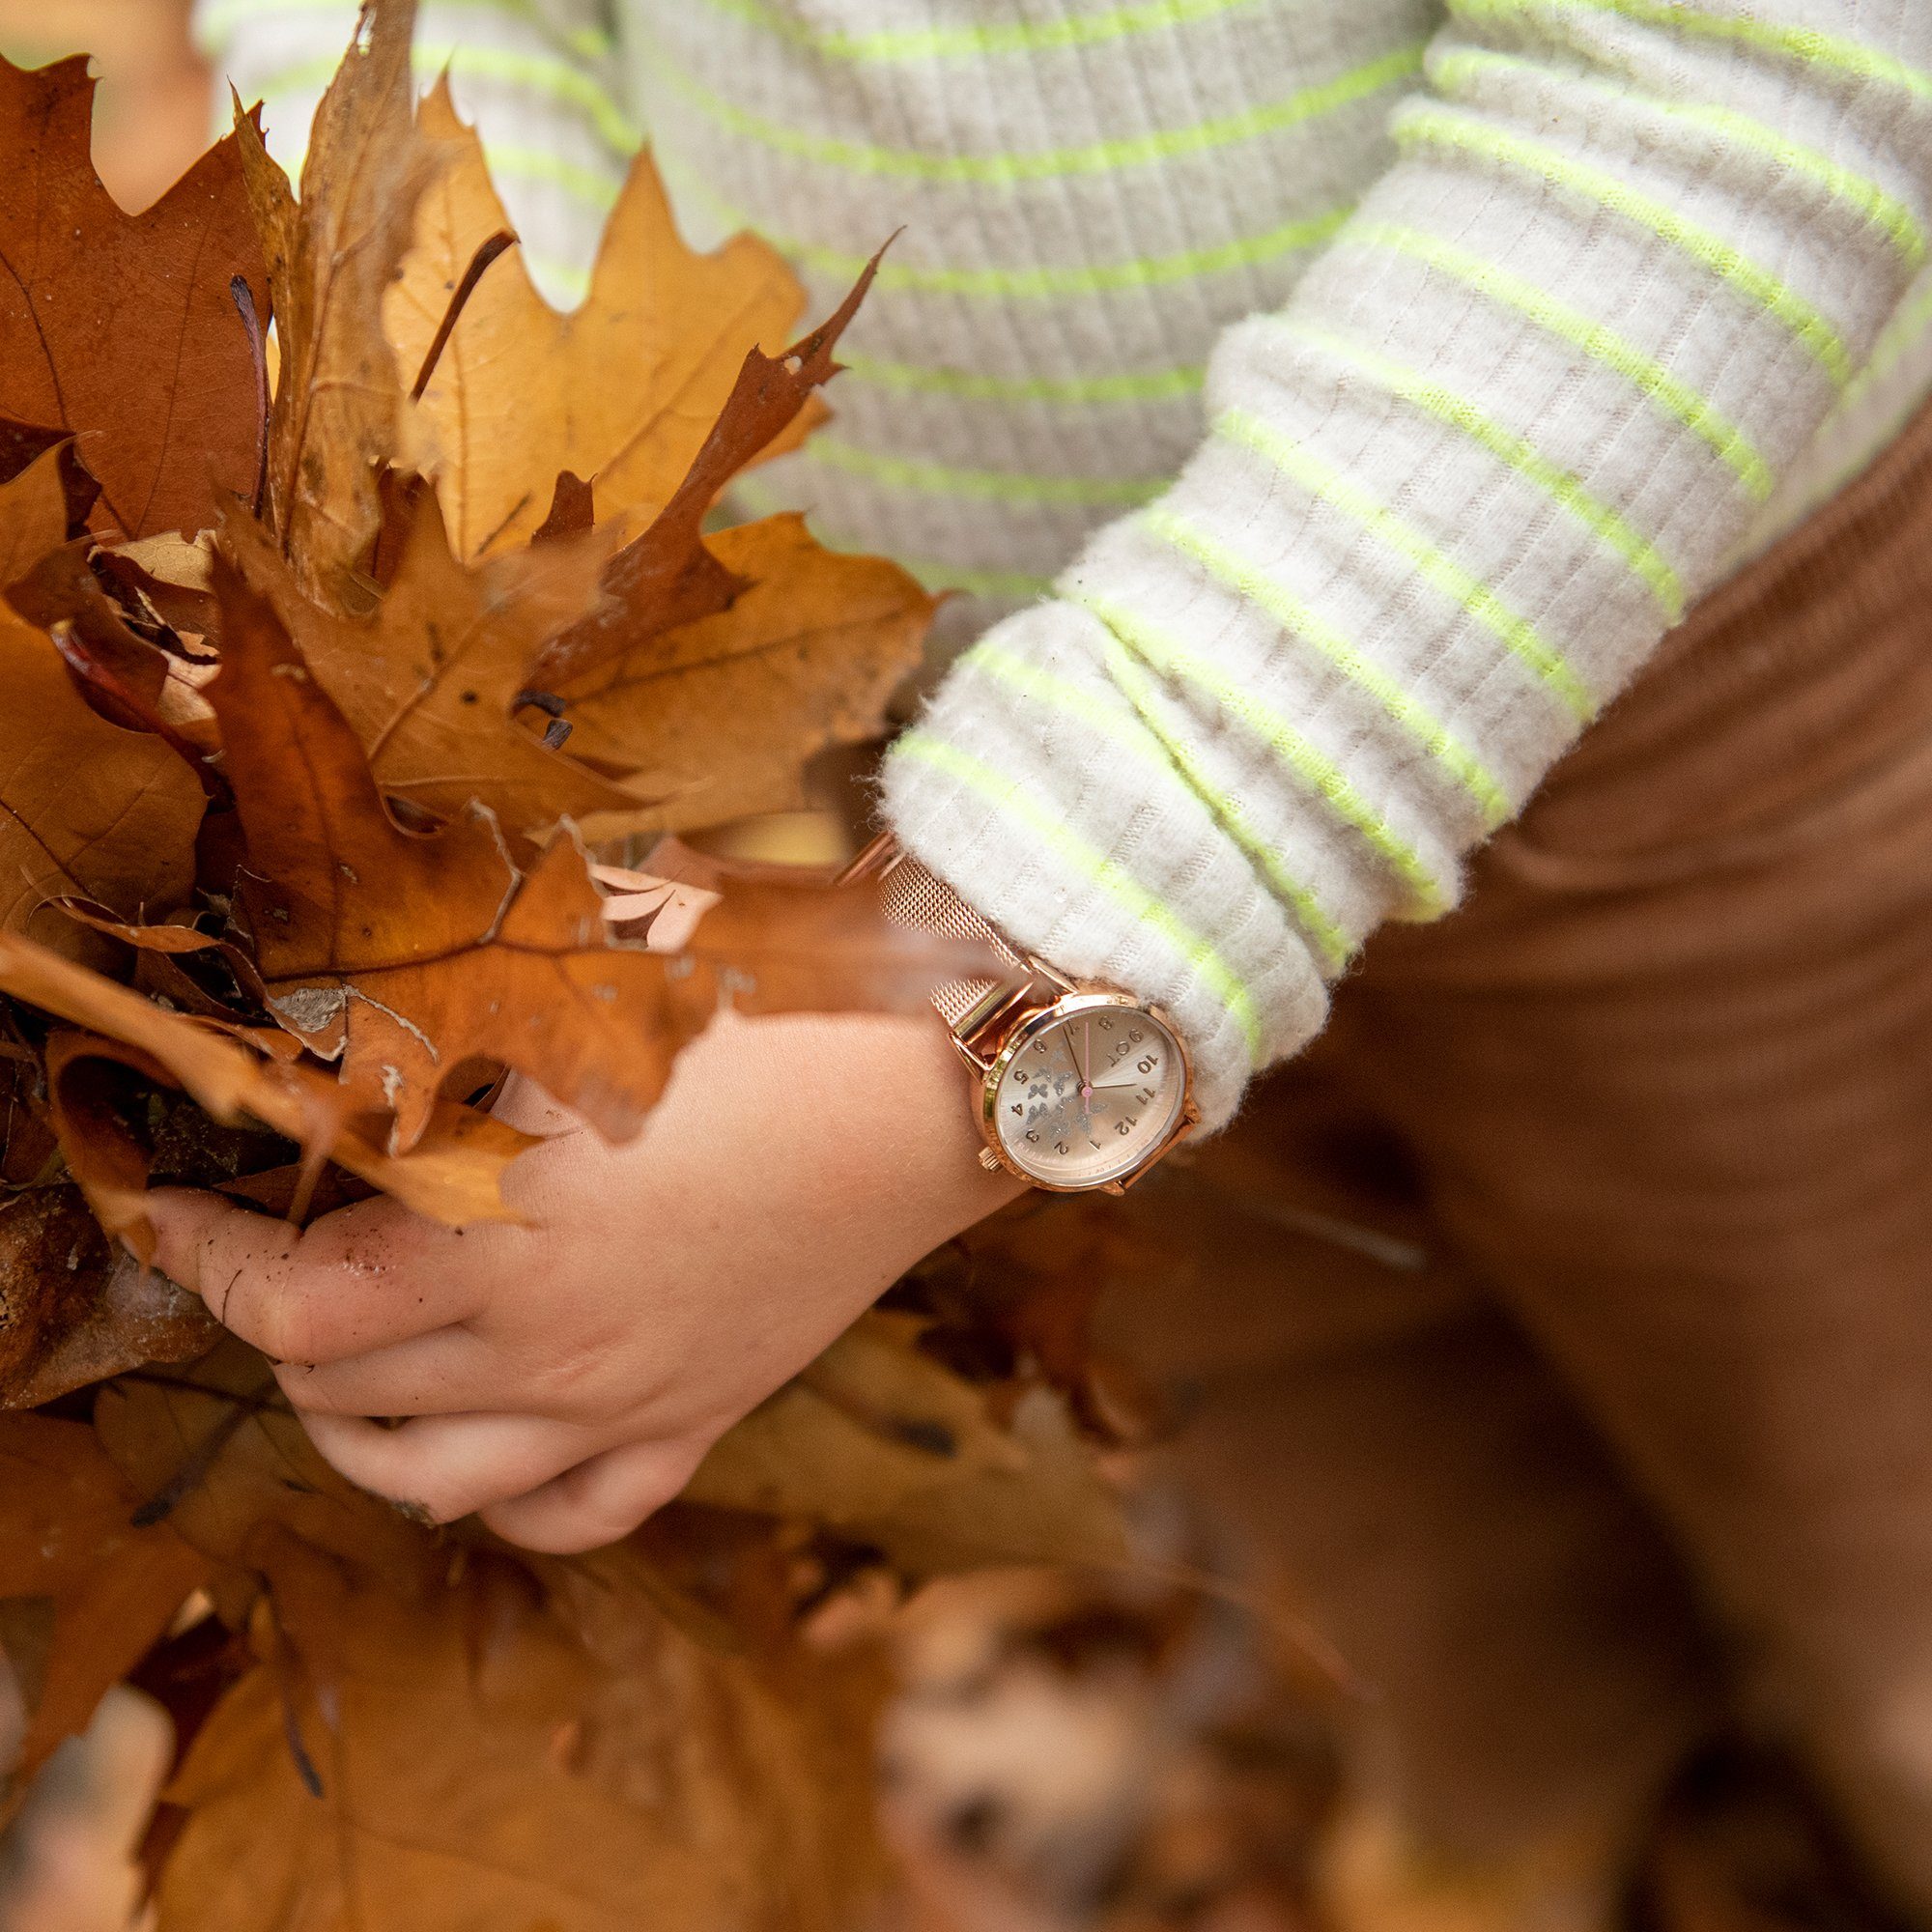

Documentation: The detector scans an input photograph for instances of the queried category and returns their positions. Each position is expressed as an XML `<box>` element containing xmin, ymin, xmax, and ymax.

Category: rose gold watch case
<box><xmin>972</xmin><ymin>989</ymin><xmax>1199</xmax><ymax>1195</ymax></box>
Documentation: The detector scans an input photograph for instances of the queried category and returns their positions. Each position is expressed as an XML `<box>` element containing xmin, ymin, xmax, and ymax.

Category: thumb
<box><xmin>140</xmin><ymin>1186</ymin><xmax>260</xmax><ymax>1300</ymax></box>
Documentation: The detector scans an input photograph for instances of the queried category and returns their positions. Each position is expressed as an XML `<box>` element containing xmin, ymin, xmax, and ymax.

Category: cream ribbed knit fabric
<box><xmin>199</xmin><ymin>0</ymin><xmax>1932</xmax><ymax>1127</ymax></box>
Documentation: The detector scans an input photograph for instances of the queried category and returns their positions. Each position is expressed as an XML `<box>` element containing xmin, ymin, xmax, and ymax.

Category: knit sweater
<box><xmin>200</xmin><ymin>0</ymin><xmax>1932</xmax><ymax>1127</ymax></box>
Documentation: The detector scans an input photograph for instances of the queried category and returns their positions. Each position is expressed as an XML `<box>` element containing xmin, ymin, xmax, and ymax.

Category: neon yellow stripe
<box><xmin>1078</xmin><ymin>594</ymin><xmax>1448</xmax><ymax>919</ymax></box>
<box><xmin>803</xmin><ymin>436</ymin><xmax>1164</xmax><ymax>508</ymax></box>
<box><xmin>1433</xmin><ymin>46</ymin><xmax>1926</xmax><ymax>269</ymax></box>
<box><xmin>967</xmin><ymin>640</ymin><xmax>1351</xmax><ymax>971</ymax></box>
<box><xmin>649</xmin><ymin>41</ymin><xmax>1425</xmax><ymax>183</ymax></box>
<box><xmin>687</xmin><ymin>0</ymin><xmax>1270</xmax><ymax>62</ymax></box>
<box><xmin>1217</xmin><ymin>408</ymin><xmax>1596</xmax><ymax>721</ymax></box>
<box><xmin>252</xmin><ymin>44</ymin><xmax>642</xmax><ymax>152</ymax></box>
<box><xmin>840</xmin><ymin>353</ymin><xmax>1206</xmax><ymax>408</ymax></box>
<box><xmin>471</xmin><ymin>142</ymin><xmax>621</xmax><ymax>212</ymax></box>
<box><xmin>1142</xmin><ymin>506</ymin><xmax>1512</xmax><ymax>829</ymax></box>
<box><xmin>1396</xmin><ymin>105</ymin><xmax>1854</xmax><ymax>386</ymax></box>
<box><xmin>1449</xmin><ymin>0</ymin><xmax>1932</xmax><ymax>103</ymax></box>
<box><xmin>1265</xmin><ymin>319</ymin><xmax>1685</xmax><ymax>618</ymax></box>
<box><xmin>892</xmin><ymin>731</ymin><xmax>1265</xmax><ymax>1061</ymax></box>
<box><xmin>1354</xmin><ymin>221</ymin><xmax>1776</xmax><ymax>499</ymax></box>
<box><xmin>661</xmin><ymin>156</ymin><xmax>1350</xmax><ymax>298</ymax></box>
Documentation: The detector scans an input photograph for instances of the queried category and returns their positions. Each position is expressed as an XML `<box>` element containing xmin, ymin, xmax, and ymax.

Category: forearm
<box><xmin>887</xmin><ymin>0</ymin><xmax>1932</xmax><ymax>1127</ymax></box>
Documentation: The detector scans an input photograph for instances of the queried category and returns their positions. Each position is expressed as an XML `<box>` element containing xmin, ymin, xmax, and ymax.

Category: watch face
<box><xmin>987</xmin><ymin>996</ymin><xmax>1188</xmax><ymax>1189</ymax></box>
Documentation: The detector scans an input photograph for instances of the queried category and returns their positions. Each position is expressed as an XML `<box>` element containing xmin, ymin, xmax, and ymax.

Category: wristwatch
<box><xmin>844</xmin><ymin>832</ymin><xmax>1199</xmax><ymax>1193</ymax></box>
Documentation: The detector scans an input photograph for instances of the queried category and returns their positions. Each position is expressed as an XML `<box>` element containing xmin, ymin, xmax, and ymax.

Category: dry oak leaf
<box><xmin>558</xmin><ymin>514</ymin><xmax>933</xmax><ymax>838</ymax></box>
<box><xmin>218</xmin><ymin>493</ymin><xmax>638</xmax><ymax>838</ymax></box>
<box><xmin>237</xmin><ymin>0</ymin><xmax>439</xmax><ymax>607</ymax></box>
<box><xmin>0</xmin><ymin>455</ymin><xmax>205</xmax><ymax>954</ymax></box>
<box><xmin>391</xmin><ymin>82</ymin><xmax>805</xmax><ymax>558</ymax></box>
<box><xmin>0</xmin><ymin>1413</ymin><xmax>208</xmax><ymax>1822</ymax></box>
<box><xmin>0</xmin><ymin>1181</ymin><xmax>219</xmax><ymax>1411</ymax></box>
<box><xmin>154</xmin><ymin>1533</ymin><xmax>762</xmax><ymax>1932</ymax></box>
<box><xmin>685</xmin><ymin>1311</ymin><xmax>1127</xmax><ymax>1581</ymax></box>
<box><xmin>208</xmin><ymin>556</ymin><xmax>677</xmax><ymax>1151</ymax></box>
<box><xmin>0</xmin><ymin>931</ymin><xmax>536</xmax><ymax>1229</ymax></box>
<box><xmin>0</xmin><ymin>58</ymin><xmax>269</xmax><ymax>541</ymax></box>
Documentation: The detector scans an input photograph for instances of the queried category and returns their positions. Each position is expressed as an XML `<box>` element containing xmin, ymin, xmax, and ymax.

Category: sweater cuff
<box><xmin>880</xmin><ymin>600</ymin><xmax>1330</xmax><ymax>1132</ymax></box>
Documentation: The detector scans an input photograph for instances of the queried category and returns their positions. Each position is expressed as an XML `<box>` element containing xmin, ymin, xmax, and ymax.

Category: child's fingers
<box><xmin>297</xmin><ymin>1409</ymin><xmax>592</xmax><ymax>1524</ymax></box>
<box><xmin>143</xmin><ymin>1189</ymin><xmax>487</xmax><ymax>1364</ymax></box>
<box><xmin>478</xmin><ymin>1435</ymin><xmax>709</xmax><ymax>1555</ymax></box>
<box><xmin>271</xmin><ymin>1327</ymin><xmax>496</xmax><ymax>1419</ymax></box>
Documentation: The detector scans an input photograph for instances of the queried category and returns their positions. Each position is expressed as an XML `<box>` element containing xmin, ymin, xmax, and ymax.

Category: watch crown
<box><xmin>978</xmin><ymin>1147</ymin><xmax>1004</xmax><ymax>1172</ymax></box>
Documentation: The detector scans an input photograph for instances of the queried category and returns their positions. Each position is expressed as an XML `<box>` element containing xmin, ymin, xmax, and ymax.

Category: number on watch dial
<box><xmin>987</xmin><ymin>999</ymin><xmax>1186</xmax><ymax>1188</ymax></box>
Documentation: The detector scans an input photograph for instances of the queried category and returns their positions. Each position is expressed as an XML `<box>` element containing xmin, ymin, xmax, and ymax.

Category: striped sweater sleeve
<box><xmin>883</xmin><ymin>0</ymin><xmax>1932</xmax><ymax>1129</ymax></box>
<box><xmin>192</xmin><ymin>0</ymin><xmax>636</xmax><ymax>306</ymax></box>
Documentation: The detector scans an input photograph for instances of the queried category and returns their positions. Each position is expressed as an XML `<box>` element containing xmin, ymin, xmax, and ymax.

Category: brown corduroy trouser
<box><xmin>1102</xmin><ymin>397</ymin><xmax>1932</xmax><ymax>1912</ymax></box>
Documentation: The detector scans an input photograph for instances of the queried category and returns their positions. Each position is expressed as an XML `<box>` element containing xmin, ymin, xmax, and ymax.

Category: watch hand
<box><xmin>1075</xmin><ymin>1019</ymin><xmax>1094</xmax><ymax>1104</ymax></box>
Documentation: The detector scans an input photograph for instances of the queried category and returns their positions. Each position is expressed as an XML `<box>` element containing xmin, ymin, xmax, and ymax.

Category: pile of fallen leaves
<box><xmin>0</xmin><ymin>6</ymin><xmax>1134</xmax><ymax>1923</ymax></box>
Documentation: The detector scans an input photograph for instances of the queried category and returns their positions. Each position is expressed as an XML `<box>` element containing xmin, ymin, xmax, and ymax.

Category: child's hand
<box><xmin>143</xmin><ymin>1012</ymin><xmax>1022</xmax><ymax>1553</ymax></box>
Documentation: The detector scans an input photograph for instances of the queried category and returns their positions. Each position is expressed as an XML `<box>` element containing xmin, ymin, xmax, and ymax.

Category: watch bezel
<box><xmin>979</xmin><ymin>990</ymin><xmax>1196</xmax><ymax>1194</ymax></box>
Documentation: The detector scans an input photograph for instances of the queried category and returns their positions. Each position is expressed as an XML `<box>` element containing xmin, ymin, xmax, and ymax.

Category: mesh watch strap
<box><xmin>850</xmin><ymin>833</ymin><xmax>1025</xmax><ymax>1031</ymax></box>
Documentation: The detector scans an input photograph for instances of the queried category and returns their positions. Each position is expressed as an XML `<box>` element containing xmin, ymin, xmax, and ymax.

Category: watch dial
<box><xmin>990</xmin><ymin>1002</ymin><xmax>1186</xmax><ymax>1188</ymax></box>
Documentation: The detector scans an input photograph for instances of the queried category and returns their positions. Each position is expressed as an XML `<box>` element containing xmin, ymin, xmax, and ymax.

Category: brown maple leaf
<box><xmin>205</xmin><ymin>554</ymin><xmax>679</xmax><ymax>1151</ymax></box>
<box><xmin>0</xmin><ymin>60</ymin><xmax>268</xmax><ymax>540</ymax></box>
<box><xmin>236</xmin><ymin>0</ymin><xmax>439</xmax><ymax>607</ymax></box>
<box><xmin>389</xmin><ymin>83</ymin><xmax>805</xmax><ymax>559</ymax></box>
<box><xmin>0</xmin><ymin>454</ymin><xmax>206</xmax><ymax>955</ymax></box>
<box><xmin>217</xmin><ymin>491</ymin><xmax>637</xmax><ymax>838</ymax></box>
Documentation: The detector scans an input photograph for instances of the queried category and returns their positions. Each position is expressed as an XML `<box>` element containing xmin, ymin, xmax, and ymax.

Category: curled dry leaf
<box><xmin>391</xmin><ymin>82</ymin><xmax>804</xmax><ymax>559</ymax></box>
<box><xmin>0</xmin><ymin>457</ymin><xmax>205</xmax><ymax>955</ymax></box>
<box><xmin>0</xmin><ymin>59</ymin><xmax>268</xmax><ymax>540</ymax></box>
<box><xmin>0</xmin><ymin>1413</ymin><xmax>208</xmax><ymax>1818</ymax></box>
<box><xmin>0</xmin><ymin>931</ymin><xmax>538</xmax><ymax>1229</ymax></box>
<box><xmin>235</xmin><ymin>0</ymin><xmax>438</xmax><ymax>606</ymax></box>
